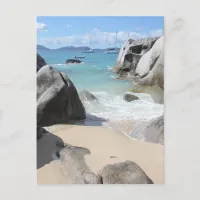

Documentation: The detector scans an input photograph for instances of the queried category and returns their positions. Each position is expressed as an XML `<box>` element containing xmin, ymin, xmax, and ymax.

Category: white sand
<box><xmin>37</xmin><ymin>125</ymin><xmax>164</xmax><ymax>184</ymax></box>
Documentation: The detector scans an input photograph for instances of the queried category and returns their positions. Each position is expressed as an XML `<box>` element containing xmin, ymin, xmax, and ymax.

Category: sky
<box><xmin>37</xmin><ymin>16</ymin><xmax>164</xmax><ymax>49</ymax></box>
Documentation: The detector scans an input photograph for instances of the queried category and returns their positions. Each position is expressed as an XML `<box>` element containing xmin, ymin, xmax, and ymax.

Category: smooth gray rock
<box><xmin>133</xmin><ymin>47</ymin><xmax>164</xmax><ymax>90</ymax></box>
<box><xmin>100</xmin><ymin>160</ymin><xmax>153</xmax><ymax>184</ymax></box>
<box><xmin>79</xmin><ymin>90</ymin><xmax>98</xmax><ymax>102</ymax></box>
<box><xmin>66</xmin><ymin>59</ymin><xmax>82</xmax><ymax>64</ymax></box>
<box><xmin>124</xmin><ymin>93</ymin><xmax>139</xmax><ymax>102</ymax></box>
<box><xmin>114</xmin><ymin>37</ymin><xmax>159</xmax><ymax>77</ymax></box>
<box><xmin>135</xmin><ymin>36</ymin><xmax>164</xmax><ymax>79</ymax></box>
<box><xmin>37</xmin><ymin>53</ymin><xmax>46</xmax><ymax>72</ymax></box>
<box><xmin>37</xmin><ymin>126</ymin><xmax>43</xmax><ymax>140</ymax></box>
<box><xmin>130</xmin><ymin>115</ymin><xmax>164</xmax><ymax>144</ymax></box>
<box><xmin>59</xmin><ymin>145</ymin><xmax>102</xmax><ymax>184</ymax></box>
<box><xmin>37</xmin><ymin>66</ymin><xmax>86</xmax><ymax>127</ymax></box>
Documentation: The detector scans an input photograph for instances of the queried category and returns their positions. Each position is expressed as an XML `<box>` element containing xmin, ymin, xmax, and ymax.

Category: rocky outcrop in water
<box><xmin>130</xmin><ymin>115</ymin><xmax>164</xmax><ymax>144</ymax></box>
<box><xmin>79</xmin><ymin>90</ymin><xmax>98</xmax><ymax>102</ymax></box>
<box><xmin>37</xmin><ymin>65</ymin><xmax>86</xmax><ymax>127</ymax></box>
<box><xmin>114</xmin><ymin>36</ymin><xmax>164</xmax><ymax>104</ymax></box>
<box><xmin>123</xmin><ymin>92</ymin><xmax>139</xmax><ymax>102</ymax></box>
<box><xmin>37</xmin><ymin>53</ymin><xmax>47</xmax><ymax>72</ymax></box>
<box><xmin>114</xmin><ymin>37</ymin><xmax>159</xmax><ymax>77</ymax></box>
<box><xmin>66</xmin><ymin>59</ymin><xmax>82</xmax><ymax>64</ymax></box>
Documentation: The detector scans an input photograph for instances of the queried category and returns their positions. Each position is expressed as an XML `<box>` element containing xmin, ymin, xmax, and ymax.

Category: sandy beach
<box><xmin>37</xmin><ymin>125</ymin><xmax>164</xmax><ymax>184</ymax></box>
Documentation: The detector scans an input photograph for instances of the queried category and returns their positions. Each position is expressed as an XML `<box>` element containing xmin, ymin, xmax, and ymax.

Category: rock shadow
<box><xmin>37</xmin><ymin>130</ymin><xmax>64</xmax><ymax>169</ymax></box>
<box><xmin>67</xmin><ymin>114</ymin><xmax>108</xmax><ymax>127</ymax></box>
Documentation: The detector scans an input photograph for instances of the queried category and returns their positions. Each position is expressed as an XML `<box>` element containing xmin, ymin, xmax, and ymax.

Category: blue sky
<box><xmin>37</xmin><ymin>16</ymin><xmax>164</xmax><ymax>49</ymax></box>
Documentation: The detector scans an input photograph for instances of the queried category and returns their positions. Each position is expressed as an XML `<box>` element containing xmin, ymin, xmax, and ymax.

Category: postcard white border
<box><xmin>0</xmin><ymin>0</ymin><xmax>199</xmax><ymax>199</ymax></box>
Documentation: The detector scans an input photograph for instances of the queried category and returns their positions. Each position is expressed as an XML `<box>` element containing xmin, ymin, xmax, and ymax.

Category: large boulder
<box><xmin>100</xmin><ymin>160</ymin><xmax>153</xmax><ymax>184</ymax></box>
<box><xmin>79</xmin><ymin>90</ymin><xmax>98</xmax><ymax>102</ymax></box>
<box><xmin>120</xmin><ymin>36</ymin><xmax>164</xmax><ymax>104</ymax></box>
<box><xmin>135</xmin><ymin>36</ymin><xmax>164</xmax><ymax>79</ymax></box>
<box><xmin>37</xmin><ymin>66</ymin><xmax>86</xmax><ymax>127</ymax></box>
<box><xmin>59</xmin><ymin>145</ymin><xmax>102</xmax><ymax>184</ymax></box>
<box><xmin>56</xmin><ymin>144</ymin><xmax>154</xmax><ymax>184</ymax></box>
<box><xmin>37</xmin><ymin>126</ymin><xmax>43</xmax><ymax>140</ymax></box>
<box><xmin>37</xmin><ymin>53</ymin><xmax>47</xmax><ymax>72</ymax></box>
<box><xmin>130</xmin><ymin>115</ymin><xmax>164</xmax><ymax>144</ymax></box>
<box><xmin>123</xmin><ymin>92</ymin><xmax>139</xmax><ymax>102</ymax></box>
<box><xmin>133</xmin><ymin>45</ymin><xmax>164</xmax><ymax>90</ymax></box>
<box><xmin>66</xmin><ymin>59</ymin><xmax>82</xmax><ymax>64</ymax></box>
<box><xmin>37</xmin><ymin>126</ymin><xmax>48</xmax><ymax>140</ymax></box>
<box><xmin>114</xmin><ymin>37</ymin><xmax>159</xmax><ymax>77</ymax></box>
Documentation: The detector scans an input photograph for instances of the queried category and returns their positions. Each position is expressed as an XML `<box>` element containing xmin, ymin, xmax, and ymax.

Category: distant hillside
<box><xmin>37</xmin><ymin>45</ymin><xmax>50</xmax><ymax>50</ymax></box>
<box><xmin>37</xmin><ymin>45</ymin><xmax>108</xmax><ymax>51</ymax></box>
<box><xmin>57</xmin><ymin>46</ymin><xmax>90</xmax><ymax>51</ymax></box>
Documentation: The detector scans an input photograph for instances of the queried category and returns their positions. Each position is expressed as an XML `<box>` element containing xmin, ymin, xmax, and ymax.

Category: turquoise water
<box><xmin>37</xmin><ymin>49</ymin><xmax>163</xmax><ymax>133</ymax></box>
<box><xmin>37</xmin><ymin>49</ymin><xmax>131</xmax><ymax>93</ymax></box>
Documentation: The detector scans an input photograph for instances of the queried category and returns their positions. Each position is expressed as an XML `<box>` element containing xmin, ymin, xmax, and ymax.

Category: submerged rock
<box><xmin>66</xmin><ymin>59</ymin><xmax>82</xmax><ymax>64</ymax></box>
<box><xmin>37</xmin><ymin>66</ymin><xmax>86</xmax><ymax>127</ymax></box>
<box><xmin>130</xmin><ymin>115</ymin><xmax>164</xmax><ymax>144</ymax></box>
<box><xmin>130</xmin><ymin>85</ymin><xmax>164</xmax><ymax>104</ymax></box>
<box><xmin>37</xmin><ymin>53</ymin><xmax>47</xmax><ymax>72</ymax></box>
<box><xmin>79</xmin><ymin>90</ymin><xmax>98</xmax><ymax>102</ymax></box>
<box><xmin>100</xmin><ymin>160</ymin><xmax>153</xmax><ymax>184</ymax></box>
<box><xmin>123</xmin><ymin>93</ymin><xmax>139</xmax><ymax>102</ymax></box>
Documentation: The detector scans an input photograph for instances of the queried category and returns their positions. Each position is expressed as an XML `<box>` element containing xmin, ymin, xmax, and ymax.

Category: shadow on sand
<box><xmin>37</xmin><ymin>130</ymin><xmax>64</xmax><ymax>169</ymax></box>
<box><xmin>68</xmin><ymin>114</ymin><xmax>108</xmax><ymax>127</ymax></box>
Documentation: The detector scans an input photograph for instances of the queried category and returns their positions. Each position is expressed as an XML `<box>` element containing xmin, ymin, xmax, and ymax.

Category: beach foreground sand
<box><xmin>37</xmin><ymin>125</ymin><xmax>164</xmax><ymax>184</ymax></box>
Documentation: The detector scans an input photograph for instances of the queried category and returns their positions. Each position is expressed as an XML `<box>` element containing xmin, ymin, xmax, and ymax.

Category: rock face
<box><xmin>130</xmin><ymin>115</ymin><xmax>164</xmax><ymax>145</ymax></box>
<box><xmin>114</xmin><ymin>37</ymin><xmax>159</xmax><ymax>77</ymax></box>
<box><xmin>37</xmin><ymin>53</ymin><xmax>47</xmax><ymax>72</ymax></box>
<box><xmin>37</xmin><ymin>65</ymin><xmax>86</xmax><ymax>127</ymax></box>
<box><xmin>56</xmin><ymin>144</ymin><xmax>153</xmax><ymax>184</ymax></box>
<box><xmin>133</xmin><ymin>36</ymin><xmax>164</xmax><ymax>89</ymax></box>
<box><xmin>123</xmin><ymin>93</ymin><xmax>139</xmax><ymax>102</ymax></box>
<box><xmin>66</xmin><ymin>59</ymin><xmax>82</xmax><ymax>64</ymax></box>
<box><xmin>37</xmin><ymin>126</ymin><xmax>43</xmax><ymax>140</ymax></box>
<box><xmin>37</xmin><ymin>126</ymin><xmax>48</xmax><ymax>140</ymax></box>
<box><xmin>100</xmin><ymin>160</ymin><xmax>153</xmax><ymax>184</ymax></box>
<box><xmin>114</xmin><ymin>36</ymin><xmax>164</xmax><ymax>104</ymax></box>
<box><xmin>59</xmin><ymin>145</ymin><xmax>102</xmax><ymax>184</ymax></box>
<box><xmin>79</xmin><ymin>90</ymin><xmax>98</xmax><ymax>102</ymax></box>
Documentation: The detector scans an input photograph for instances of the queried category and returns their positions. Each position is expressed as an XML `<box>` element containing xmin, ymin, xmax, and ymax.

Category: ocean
<box><xmin>37</xmin><ymin>48</ymin><xmax>164</xmax><ymax>135</ymax></box>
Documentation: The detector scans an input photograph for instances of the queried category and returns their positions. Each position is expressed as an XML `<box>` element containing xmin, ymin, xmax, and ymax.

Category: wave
<box><xmin>53</xmin><ymin>63</ymin><xmax>66</xmax><ymax>66</ymax></box>
<box><xmin>83</xmin><ymin>91</ymin><xmax>163</xmax><ymax>122</ymax></box>
<box><xmin>82</xmin><ymin>90</ymin><xmax>163</xmax><ymax>136</ymax></box>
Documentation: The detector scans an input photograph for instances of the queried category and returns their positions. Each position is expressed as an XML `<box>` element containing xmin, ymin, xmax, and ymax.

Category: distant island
<box><xmin>37</xmin><ymin>45</ymin><xmax>120</xmax><ymax>51</ymax></box>
<box><xmin>37</xmin><ymin>45</ymin><xmax>51</xmax><ymax>50</ymax></box>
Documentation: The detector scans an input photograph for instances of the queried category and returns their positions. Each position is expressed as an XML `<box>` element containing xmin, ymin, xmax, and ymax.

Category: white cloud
<box><xmin>39</xmin><ymin>28</ymin><xmax>163</xmax><ymax>47</ymax></box>
<box><xmin>37</xmin><ymin>23</ymin><xmax>48</xmax><ymax>31</ymax></box>
<box><xmin>149</xmin><ymin>29</ymin><xmax>163</xmax><ymax>37</ymax></box>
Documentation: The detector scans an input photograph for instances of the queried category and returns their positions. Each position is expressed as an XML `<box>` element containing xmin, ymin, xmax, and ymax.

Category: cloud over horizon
<box><xmin>38</xmin><ymin>28</ymin><xmax>163</xmax><ymax>48</ymax></box>
<box><xmin>37</xmin><ymin>23</ymin><xmax>48</xmax><ymax>31</ymax></box>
